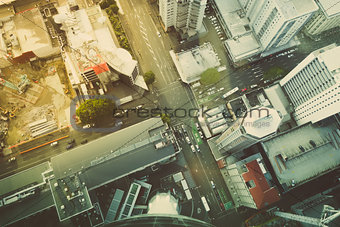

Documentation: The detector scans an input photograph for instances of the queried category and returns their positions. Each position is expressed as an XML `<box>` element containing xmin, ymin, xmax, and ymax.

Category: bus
<box><xmin>222</xmin><ymin>87</ymin><xmax>239</xmax><ymax>99</ymax></box>
<box><xmin>201</xmin><ymin>196</ymin><xmax>210</xmax><ymax>212</ymax></box>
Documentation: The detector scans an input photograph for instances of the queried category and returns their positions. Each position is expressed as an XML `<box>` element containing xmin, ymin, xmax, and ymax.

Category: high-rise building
<box><xmin>241</xmin><ymin>0</ymin><xmax>318</xmax><ymax>51</ymax></box>
<box><xmin>159</xmin><ymin>0</ymin><xmax>207</xmax><ymax>37</ymax></box>
<box><xmin>280</xmin><ymin>44</ymin><xmax>340</xmax><ymax>126</ymax></box>
<box><xmin>216</xmin><ymin>107</ymin><xmax>282</xmax><ymax>154</ymax></box>
<box><xmin>304</xmin><ymin>0</ymin><xmax>340</xmax><ymax>37</ymax></box>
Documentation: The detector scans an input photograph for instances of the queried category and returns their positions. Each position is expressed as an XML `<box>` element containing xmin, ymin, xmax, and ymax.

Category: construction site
<box><xmin>0</xmin><ymin>57</ymin><xmax>73</xmax><ymax>156</ymax></box>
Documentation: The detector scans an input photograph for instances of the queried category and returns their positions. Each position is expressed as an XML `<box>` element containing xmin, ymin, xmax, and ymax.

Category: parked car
<box><xmin>80</xmin><ymin>139</ymin><xmax>88</xmax><ymax>144</ymax></box>
<box><xmin>8</xmin><ymin>157</ymin><xmax>16</xmax><ymax>163</ymax></box>
<box><xmin>264</xmin><ymin>80</ymin><xmax>270</xmax><ymax>84</ymax></box>
<box><xmin>66</xmin><ymin>143</ymin><xmax>74</xmax><ymax>150</ymax></box>
<box><xmin>250</xmin><ymin>84</ymin><xmax>258</xmax><ymax>89</ymax></box>
<box><xmin>198</xmin><ymin>130</ymin><xmax>204</xmax><ymax>139</ymax></box>
<box><xmin>195</xmin><ymin>122</ymin><xmax>201</xmax><ymax>130</ymax></box>
<box><xmin>83</xmin><ymin>124</ymin><xmax>91</xmax><ymax>129</ymax></box>
<box><xmin>50</xmin><ymin>141</ymin><xmax>58</xmax><ymax>147</ymax></box>
<box><xmin>195</xmin><ymin>144</ymin><xmax>200</xmax><ymax>152</ymax></box>
<box><xmin>186</xmin><ymin>136</ymin><xmax>191</xmax><ymax>144</ymax></box>
<box><xmin>157</xmin><ymin>31</ymin><xmax>161</xmax><ymax>37</ymax></box>
<box><xmin>190</xmin><ymin>145</ymin><xmax>196</xmax><ymax>153</ymax></box>
<box><xmin>287</xmin><ymin>54</ymin><xmax>294</xmax><ymax>58</ymax></box>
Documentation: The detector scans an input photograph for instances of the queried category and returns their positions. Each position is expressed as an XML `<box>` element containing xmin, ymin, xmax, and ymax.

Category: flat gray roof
<box><xmin>0</xmin><ymin>162</ymin><xmax>50</xmax><ymax>197</ymax></box>
<box><xmin>0</xmin><ymin>190</ymin><xmax>54</xmax><ymax>226</ymax></box>
<box><xmin>82</xmin><ymin>141</ymin><xmax>176</xmax><ymax>190</ymax></box>
<box><xmin>262</xmin><ymin>121</ymin><xmax>340</xmax><ymax>188</ymax></box>
<box><xmin>51</xmin><ymin>118</ymin><xmax>164</xmax><ymax>179</ymax></box>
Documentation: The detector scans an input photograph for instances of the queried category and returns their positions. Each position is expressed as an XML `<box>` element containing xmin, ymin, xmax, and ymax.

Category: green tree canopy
<box><xmin>161</xmin><ymin>113</ymin><xmax>171</xmax><ymax>124</ymax></box>
<box><xmin>263</xmin><ymin>66</ymin><xmax>286</xmax><ymax>81</ymax></box>
<box><xmin>200</xmin><ymin>68</ymin><xmax>220</xmax><ymax>85</ymax></box>
<box><xmin>144</xmin><ymin>71</ymin><xmax>156</xmax><ymax>85</ymax></box>
<box><xmin>76</xmin><ymin>98</ymin><xmax>115</xmax><ymax>125</ymax></box>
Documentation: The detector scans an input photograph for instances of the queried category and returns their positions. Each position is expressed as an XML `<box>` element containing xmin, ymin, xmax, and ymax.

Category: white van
<box><xmin>50</xmin><ymin>141</ymin><xmax>58</xmax><ymax>147</ymax></box>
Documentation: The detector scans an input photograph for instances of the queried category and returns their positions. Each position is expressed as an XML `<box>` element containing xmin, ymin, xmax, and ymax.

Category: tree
<box><xmin>161</xmin><ymin>113</ymin><xmax>171</xmax><ymax>124</ymax></box>
<box><xmin>143</xmin><ymin>71</ymin><xmax>155</xmax><ymax>85</ymax></box>
<box><xmin>76</xmin><ymin>98</ymin><xmax>115</xmax><ymax>125</ymax></box>
<box><xmin>200</xmin><ymin>68</ymin><xmax>220</xmax><ymax>85</ymax></box>
<box><xmin>263</xmin><ymin>66</ymin><xmax>286</xmax><ymax>81</ymax></box>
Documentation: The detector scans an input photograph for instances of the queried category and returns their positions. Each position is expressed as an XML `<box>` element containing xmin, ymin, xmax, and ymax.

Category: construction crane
<box><xmin>273</xmin><ymin>205</ymin><xmax>340</xmax><ymax>227</ymax></box>
<box><xmin>0</xmin><ymin>74</ymin><xmax>30</xmax><ymax>94</ymax></box>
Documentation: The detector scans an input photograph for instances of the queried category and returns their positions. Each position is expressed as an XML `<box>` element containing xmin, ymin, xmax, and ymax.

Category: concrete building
<box><xmin>305</xmin><ymin>0</ymin><xmax>340</xmax><ymax>37</ymax></box>
<box><xmin>224</xmin><ymin>153</ymin><xmax>280</xmax><ymax>209</ymax></box>
<box><xmin>242</xmin><ymin>0</ymin><xmax>318</xmax><ymax>51</ymax></box>
<box><xmin>261</xmin><ymin>118</ymin><xmax>340</xmax><ymax>191</ymax></box>
<box><xmin>213</xmin><ymin>0</ymin><xmax>318</xmax><ymax>67</ymax></box>
<box><xmin>280</xmin><ymin>44</ymin><xmax>340</xmax><ymax>126</ymax></box>
<box><xmin>169</xmin><ymin>42</ymin><xmax>220</xmax><ymax>84</ymax></box>
<box><xmin>159</xmin><ymin>0</ymin><xmax>207</xmax><ymax>37</ymax></box>
<box><xmin>54</xmin><ymin>4</ymin><xmax>147</xmax><ymax>94</ymax></box>
<box><xmin>215</xmin><ymin>107</ymin><xmax>282</xmax><ymax>155</ymax></box>
<box><xmin>0</xmin><ymin>118</ymin><xmax>179</xmax><ymax>226</ymax></box>
<box><xmin>0</xmin><ymin>7</ymin><xmax>59</xmax><ymax>68</ymax></box>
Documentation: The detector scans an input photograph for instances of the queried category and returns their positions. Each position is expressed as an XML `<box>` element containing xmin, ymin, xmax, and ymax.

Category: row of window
<box><xmin>296</xmin><ymin>98</ymin><xmax>339</xmax><ymax>120</ymax></box>
<box><xmin>295</xmin><ymin>86</ymin><xmax>339</xmax><ymax>111</ymax></box>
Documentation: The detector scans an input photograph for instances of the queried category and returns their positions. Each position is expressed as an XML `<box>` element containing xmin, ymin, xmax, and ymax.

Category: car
<box><xmin>68</xmin><ymin>139</ymin><xmax>75</xmax><ymax>144</ymax></box>
<box><xmin>198</xmin><ymin>130</ymin><xmax>204</xmax><ymax>139</ymax></box>
<box><xmin>298</xmin><ymin>145</ymin><xmax>305</xmax><ymax>152</ymax></box>
<box><xmin>136</xmin><ymin>104</ymin><xmax>143</xmax><ymax>109</ymax></box>
<box><xmin>8</xmin><ymin>157</ymin><xmax>16</xmax><ymax>163</ymax></box>
<box><xmin>195</xmin><ymin>144</ymin><xmax>200</xmax><ymax>152</ymax></box>
<box><xmin>115</xmin><ymin>121</ymin><xmax>123</xmax><ymax>127</ymax></box>
<box><xmin>264</xmin><ymin>80</ymin><xmax>270</xmax><ymax>84</ymax></box>
<box><xmin>66</xmin><ymin>143</ymin><xmax>74</xmax><ymax>150</ymax></box>
<box><xmin>287</xmin><ymin>54</ymin><xmax>294</xmax><ymax>58</ymax></box>
<box><xmin>198</xmin><ymin>91</ymin><xmax>203</xmax><ymax>95</ymax></box>
<box><xmin>250</xmin><ymin>84</ymin><xmax>258</xmax><ymax>89</ymax></box>
<box><xmin>195</xmin><ymin>122</ymin><xmax>201</xmax><ymax>130</ymax></box>
<box><xmin>114</xmin><ymin>112</ymin><xmax>123</xmax><ymax>117</ymax></box>
<box><xmin>182</xmin><ymin>124</ymin><xmax>187</xmax><ymax>133</ymax></box>
<box><xmin>83</xmin><ymin>124</ymin><xmax>91</xmax><ymax>129</ymax></box>
<box><xmin>241</xmin><ymin>88</ymin><xmax>247</xmax><ymax>92</ymax></box>
<box><xmin>210</xmin><ymin>180</ymin><xmax>216</xmax><ymax>189</ymax></box>
<box><xmin>50</xmin><ymin>141</ymin><xmax>58</xmax><ymax>147</ymax></box>
<box><xmin>179</xmin><ymin>40</ymin><xmax>185</xmax><ymax>44</ymax></box>
<box><xmin>186</xmin><ymin>136</ymin><xmax>191</xmax><ymax>144</ymax></box>
<box><xmin>80</xmin><ymin>139</ymin><xmax>88</xmax><ymax>144</ymax></box>
<box><xmin>157</xmin><ymin>31</ymin><xmax>161</xmax><ymax>37</ymax></box>
<box><xmin>291</xmin><ymin>179</ymin><xmax>296</xmax><ymax>187</ymax></box>
<box><xmin>190</xmin><ymin>145</ymin><xmax>196</xmax><ymax>153</ymax></box>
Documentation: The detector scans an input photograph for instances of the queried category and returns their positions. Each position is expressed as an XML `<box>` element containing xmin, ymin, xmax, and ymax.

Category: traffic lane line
<box><xmin>19</xmin><ymin>135</ymin><xmax>69</xmax><ymax>155</ymax></box>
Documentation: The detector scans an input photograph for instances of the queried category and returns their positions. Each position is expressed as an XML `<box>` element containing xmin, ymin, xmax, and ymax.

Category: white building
<box><xmin>159</xmin><ymin>0</ymin><xmax>207</xmax><ymax>37</ymax></box>
<box><xmin>169</xmin><ymin>42</ymin><xmax>220</xmax><ymax>84</ymax></box>
<box><xmin>215</xmin><ymin>107</ymin><xmax>282</xmax><ymax>154</ymax></box>
<box><xmin>242</xmin><ymin>0</ymin><xmax>318</xmax><ymax>51</ymax></box>
<box><xmin>305</xmin><ymin>0</ymin><xmax>340</xmax><ymax>37</ymax></box>
<box><xmin>280</xmin><ymin>44</ymin><xmax>340</xmax><ymax>126</ymax></box>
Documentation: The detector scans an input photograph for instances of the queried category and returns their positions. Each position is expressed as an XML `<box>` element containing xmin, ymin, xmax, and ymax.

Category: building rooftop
<box><xmin>214</xmin><ymin>0</ymin><xmax>250</xmax><ymax>37</ymax></box>
<box><xmin>51</xmin><ymin>118</ymin><xmax>166</xmax><ymax>180</ymax></box>
<box><xmin>13</xmin><ymin>8</ymin><xmax>51</xmax><ymax>55</ymax></box>
<box><xmin>262</xmin><ymin>119</ymin><xmax>340</xmax><ymax>189</ymax></box>
<box><xmin>264</xmin><ymin>84</ymin><xmax>292</xmax><ymax>123</ymax></box>
<box><xmin>274</xmin><ymin>0</ymin><xmax>319</xmax><ymax>19</ymax></box>
<box><xmin>0</xmin><ymin>162</ymin><xmax>50</xmax><ymax>197</ymax></box>
<box><xmin>317</xmin><ymin>0</ymin><xmax>340</xmax><ymax>17</ymax></box>
<box><xmin>242</xmin><ymin>107</ymin><xmax>282</xmax><ymax>139</ymax></box>
<box><xmin>224</xmin><ymin>33</ymin><xmax>261</xmax><ymax>61</ymax></box>
<box><xmin>242</xmin><ymin>159</ymin><xmax>280</xmax><ymax>209</ymax></box>
<box><xmin>170</xmin><ymin>43</ymin><xmax>220</xmax><ymax>84</ymax></box>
